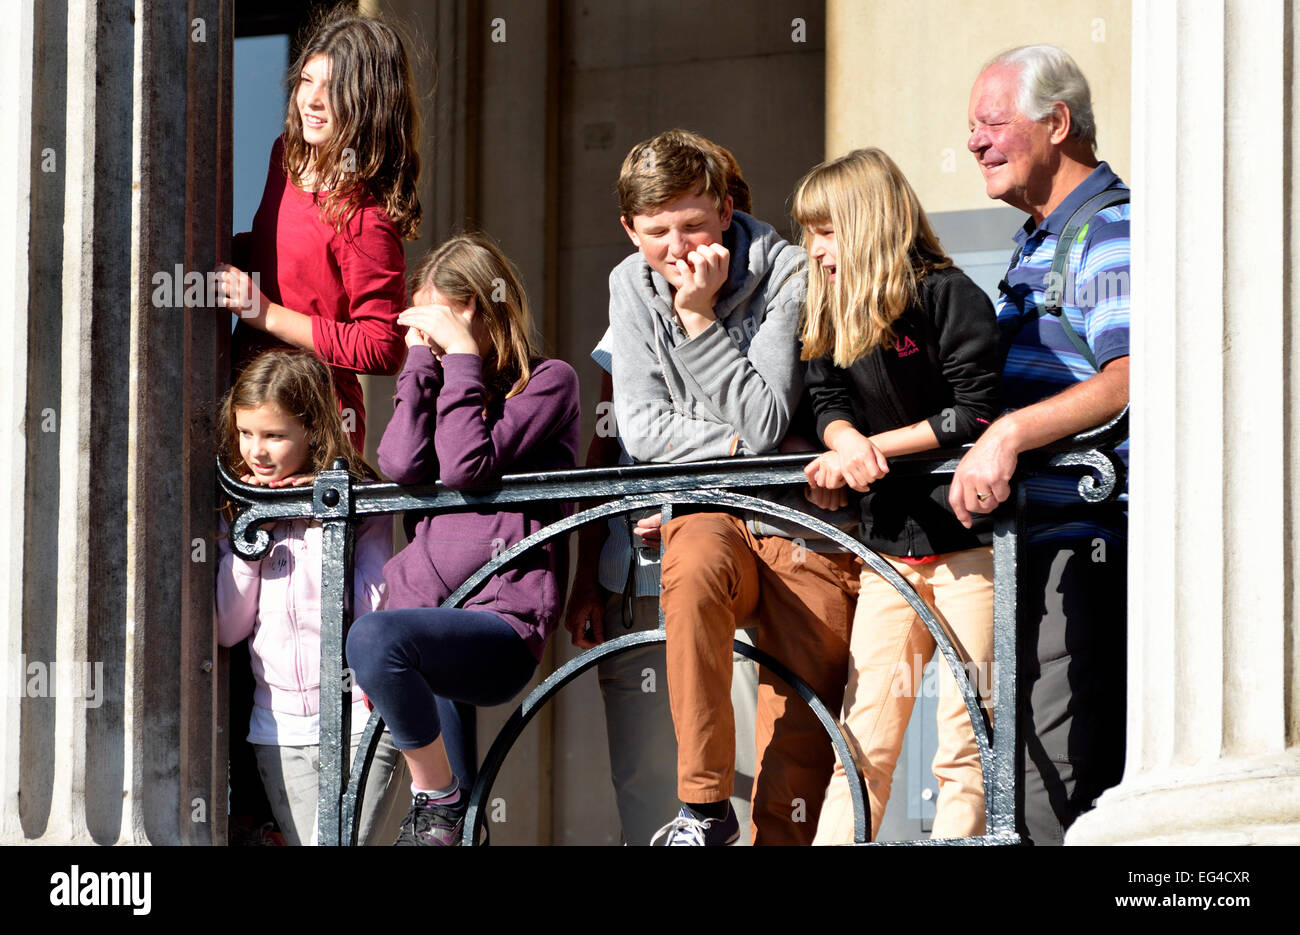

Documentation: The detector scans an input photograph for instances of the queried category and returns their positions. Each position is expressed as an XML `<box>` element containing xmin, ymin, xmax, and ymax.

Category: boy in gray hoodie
<box><xmin>565</xmin><ymin>137</ymin><xmax>763</xmax><ymax>847</ymax></box>
<box><xmin>597</xmin><ymin>130</ymin><xmax>859</xmax><ymax>845</ymax></box>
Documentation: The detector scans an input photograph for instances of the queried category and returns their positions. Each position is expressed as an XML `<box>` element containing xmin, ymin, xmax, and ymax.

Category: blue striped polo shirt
<box><xmin>997</xmin><ymin>162</ymin><xmax>1130</xmax><ymax>542</ymax></box>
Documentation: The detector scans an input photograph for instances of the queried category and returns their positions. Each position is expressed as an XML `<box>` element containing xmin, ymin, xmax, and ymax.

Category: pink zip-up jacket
<box><xmin>217</xmin><ymin>515</ymin><xmax>393</xmax><ymax>717</ymax></box>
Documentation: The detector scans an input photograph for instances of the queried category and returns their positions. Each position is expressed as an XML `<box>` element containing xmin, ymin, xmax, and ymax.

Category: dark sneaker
<box><xmin>393</xmin><ymin>792</ymin><xmax>466</xmax><ymax>846</ymax></box>
<box><xmin>650</xmin><ymin>803</ymin><xmax>740</xmax><ymax>846</ymax></box>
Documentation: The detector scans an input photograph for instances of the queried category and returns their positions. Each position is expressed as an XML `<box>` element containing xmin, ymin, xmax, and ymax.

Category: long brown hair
<box><xmin>793</xmin><ymin>148</ymin><xmax>952</xmax><ymax>366</ymax></box>
<box><xmin>409</xmin><ymin>233</ymin><xmax>539</xmax><ymax>406</ymax></box>
<box><xmin>282</xmin><ymin>7</ymin><xmax>422</xmax><ymax>240</ymax></box>
<box><xmin>218</xmin><ymin>349</ymin><xmax>378</xmax><ymax>482</ymax></box>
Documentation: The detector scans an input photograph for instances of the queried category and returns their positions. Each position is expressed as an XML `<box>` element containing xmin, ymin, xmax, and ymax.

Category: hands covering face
<box><xmin>398</xmin><ymin>297</ymin><xmax>479</xmax><ymax>357</ymax></box>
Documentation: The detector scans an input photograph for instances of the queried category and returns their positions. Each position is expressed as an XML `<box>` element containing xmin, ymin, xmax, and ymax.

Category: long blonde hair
<box><xmin>409</xmin><ymin>233</ymin><xmax>539</xmax><ymax>405</ymax></box>
<box><xmin>793</xmin><ymin>148</ymin><xmax>952</xmax><ymax>366</ymax></box>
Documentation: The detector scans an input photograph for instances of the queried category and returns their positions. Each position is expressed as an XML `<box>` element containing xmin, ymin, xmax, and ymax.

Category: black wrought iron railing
<box><xmin>218</xmin><ymin>407</ymin><xmax>1127</xmax><ymax>847</ymax></box>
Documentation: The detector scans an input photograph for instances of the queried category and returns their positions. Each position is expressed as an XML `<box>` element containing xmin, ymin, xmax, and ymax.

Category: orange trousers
<box><xmin>660</xmin><ymin>512</ymin><xmax>859</xmax><ymax>845</ymax></box>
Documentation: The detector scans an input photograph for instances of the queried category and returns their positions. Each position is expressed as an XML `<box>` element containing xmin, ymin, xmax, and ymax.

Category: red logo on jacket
<box><xmin>896</xmin><ymin>336</ymin><xmax>919</xmax><ymax>358</ymax></box>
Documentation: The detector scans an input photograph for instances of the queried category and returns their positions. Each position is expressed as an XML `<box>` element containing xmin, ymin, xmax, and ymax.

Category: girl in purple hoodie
<box><xmin>347</xmin><ymin>233</ymin><xmax>581</xmax><ymax>845</ymax></box>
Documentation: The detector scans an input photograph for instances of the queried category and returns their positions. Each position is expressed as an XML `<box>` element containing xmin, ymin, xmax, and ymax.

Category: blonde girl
<box><xmin>794</xmin><ymin>148</ymin><xmax>1002</xmax><ymax>842</ymax></box>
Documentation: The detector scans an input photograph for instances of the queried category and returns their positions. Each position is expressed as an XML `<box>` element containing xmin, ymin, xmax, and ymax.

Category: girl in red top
<box><xmin>215</xmin><ymin>10</ymin><xmax>422</xmax><ymax>450</ymax></box>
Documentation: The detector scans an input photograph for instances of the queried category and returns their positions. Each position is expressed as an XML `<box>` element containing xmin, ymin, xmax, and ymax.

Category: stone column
<box><xmin>0</xmin><ymin>0</ymin><xmax>42</xmax><ymax>844</ymax></box>
<box><xmin>1068</xmin><ymin>0</ymin><xmax>1300</xmax><ymax>844</ymax></box>
<box><xmin>466</xmin><ymin>0</ymin><xmax>559</xmax><ymax>846</ymax></box>
<box><xmin>0</xmin><ymin>0</ymin><xmax>231</xmax><ymax>845</ymax></box>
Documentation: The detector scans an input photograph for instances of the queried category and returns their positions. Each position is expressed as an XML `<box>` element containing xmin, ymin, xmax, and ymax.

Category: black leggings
<box><xmin>347</xmin><ymin>607</ymin><xmax>537</xmax><ymax>787</ymax></box>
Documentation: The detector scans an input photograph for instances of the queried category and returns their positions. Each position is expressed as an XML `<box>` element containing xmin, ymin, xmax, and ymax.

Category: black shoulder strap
<box><xmin>1006</xmin><ymin>188</ymin><xmax>1129</xmax><ymax>371</ymax></box>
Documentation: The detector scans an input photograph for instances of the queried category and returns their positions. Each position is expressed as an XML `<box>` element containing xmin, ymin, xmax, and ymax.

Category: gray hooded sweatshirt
<box><xmin>595</xmin><ymin>212</ymin><xmax>848</xmax><ymax>594</ymax></box>
<box><xmin>606</xmin><ymin>210</ymin><xmax>807</xmax><ymax>462</ymax></box>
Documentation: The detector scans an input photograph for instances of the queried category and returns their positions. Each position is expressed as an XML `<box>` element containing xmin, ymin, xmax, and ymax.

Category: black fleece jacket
<box><xmin>806</xmin><ymin>265</ymin><xmax>1001</xmax><ymax>557</ymax></box>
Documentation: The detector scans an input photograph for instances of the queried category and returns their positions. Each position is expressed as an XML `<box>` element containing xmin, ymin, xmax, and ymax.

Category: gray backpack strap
<box><xmin>1040</xmin><ymin>188</ymin><xmax>1131</xmax><ymax>369</ymax></box>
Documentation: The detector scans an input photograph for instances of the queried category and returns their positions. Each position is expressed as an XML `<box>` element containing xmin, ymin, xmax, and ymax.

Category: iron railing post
<box><xmin>986</xmin><ymin>485</ymin><xmax>1025</xmax><ymax>840</ymax></box>
<box><xmin>313</xmin><ymin>460</ymin><xmax>355</xmax><ymax>847</ymax></box>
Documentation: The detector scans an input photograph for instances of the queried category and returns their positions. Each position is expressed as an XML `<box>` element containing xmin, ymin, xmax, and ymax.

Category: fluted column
<box><xmin>1068</xmin><ymin>0</ymin><xmax>1300</xmax><ymax>844</ymax></box>
<box><xmin>0</xmin><ymin>0</ymin><xmax>230</xmax><ymax>845</ymax></box>
<box><xmin>0</xmin><ymin>0</ymin><xmax>39</xmax><ymax>844</ymax></box>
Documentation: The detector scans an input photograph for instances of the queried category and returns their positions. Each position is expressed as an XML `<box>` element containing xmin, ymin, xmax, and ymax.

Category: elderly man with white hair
<box><xmin>953</xmin><ymin>44</ymin><xmax>1130</xmax><ymax>845</ymax></box>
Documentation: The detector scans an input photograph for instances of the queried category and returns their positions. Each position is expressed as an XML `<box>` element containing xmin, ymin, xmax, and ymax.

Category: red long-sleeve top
<box><xmin>232</xmin><ymin>137</ymin><xmax>407</xmax><ymax>450</ymax></box>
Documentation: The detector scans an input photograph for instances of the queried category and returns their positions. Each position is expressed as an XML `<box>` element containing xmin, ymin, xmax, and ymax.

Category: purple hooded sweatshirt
<box><xmin>377</xmin><ymin>346</ymin><xmax>581</xmax><ymax>661</ymax></box>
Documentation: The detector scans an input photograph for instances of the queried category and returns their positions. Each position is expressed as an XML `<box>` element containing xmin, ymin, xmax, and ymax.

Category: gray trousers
<box><xmin>253</xmin><ymin>728</ymin><xmax>409</xmax><ymax>846</ymax></box>
<box><xmin>1019</xmin><ymin>529</ymin><xmax>1127</xmax><ymax>845</ymax></box>
<box><xmin>598</xmin><ymin>593</ymin><xmax>759</xmax><ymax>845</ymax></box>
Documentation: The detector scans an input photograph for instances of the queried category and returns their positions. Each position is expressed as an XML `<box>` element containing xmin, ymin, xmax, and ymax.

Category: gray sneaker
<box><xmin>394</xmin><ymin>793</ymin><xmax>465</xmax><ymax>846</ymax></box>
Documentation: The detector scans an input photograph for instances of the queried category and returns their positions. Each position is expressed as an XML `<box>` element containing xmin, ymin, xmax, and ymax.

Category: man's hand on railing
<box><xmin>949</xmin><ymin>422</ymin><xmax>1018</xmax><ymax>527</ymax></box>
<box><xmin>951</xmin><ymin>358</ymin><xmax>1130</xmax><ymax>527</ymax></box>
<box><xmin>563</xmin><ymin>577</ymin><xmax>607</xmax><ymax>649</ymax></box>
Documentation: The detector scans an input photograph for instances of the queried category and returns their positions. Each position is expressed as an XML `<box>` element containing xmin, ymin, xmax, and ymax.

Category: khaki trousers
<box><xmin>253</xmin><ymin>729</ymin><xmax>408</xmax><ymax>846</ymax></box>
<box><xmin>814</xmin><ymin>546</ymin><xmax>994</xmax><ymax>844</ymax></box>
<box><xmin>660</xmin><ymin>512</ymin><xmax>859</xmax><ymax>846</ymax></box>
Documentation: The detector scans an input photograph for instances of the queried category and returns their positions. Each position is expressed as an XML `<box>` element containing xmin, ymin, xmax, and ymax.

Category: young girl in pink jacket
<box><xmin>216</xmin><ymin>349</ymin><xmax>406</xmax><ymax>844</ymax></box>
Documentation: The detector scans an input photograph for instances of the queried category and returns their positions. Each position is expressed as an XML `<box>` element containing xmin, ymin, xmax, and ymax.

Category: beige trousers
<box><xmin>814</xmin><ymin>546</ymin><xmax>994</xmax><ymax>844</ymax></box>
